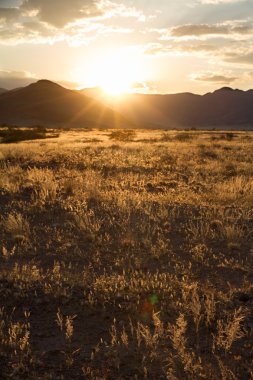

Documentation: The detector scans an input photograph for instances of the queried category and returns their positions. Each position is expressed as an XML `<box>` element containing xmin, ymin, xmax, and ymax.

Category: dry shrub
<box><xmin>0</xmin><ymin>165</ymin><xmax>24</xmax><ymax>193</ymax></box>
<box><xmin>214</xmin><ymin>307</ymin><xmax>246</xmax><ymax>353</ymax></box>
<box><xmin>0</xmin><ymin>127</ymin><xmax>59</xmax><ymax>143</ymax></box>
<box><xmin>110</xmin><ymin>129</ymin><xmax>136</xmax><ymax>142</ymax></box>
<box><xmin>27</xmin><ymin>167</ymin><xmax>58</xmax><ymax>204</ymax></box>
<box><xmin>4</xmin><ymin>213</ymin><xmax>30</xmax><ymax>243</ymax></box>
<box><xmin>175</xmin><ymin>133</ymin><xmax>193</xmax><ymax>142</ymax></box>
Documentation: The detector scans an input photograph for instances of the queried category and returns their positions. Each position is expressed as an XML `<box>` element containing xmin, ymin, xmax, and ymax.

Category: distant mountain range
<box><xmin>0</xmin><ymin>88</ymin><xmax>7</xmax><ymax>95</ymax></box>
<box><xmin>86</xmin><ymin>87</ymin><xmax>253</xmax><ymax>130</ymax></box>
<box><xmin>0</xmin><ymin>80</ymin><xmax>130</xmax><ymax>128</ymax></box>
<box><xmin>0</xmin><ymin>80</ymin><xmax>253</xmax><ymax>129</ymax></box>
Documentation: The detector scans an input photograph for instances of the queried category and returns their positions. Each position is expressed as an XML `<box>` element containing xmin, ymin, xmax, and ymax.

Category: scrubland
<box><xmin>0</xmin><ymin>128</ymin><xmax>252</xmax><ymax>379</ymax></box>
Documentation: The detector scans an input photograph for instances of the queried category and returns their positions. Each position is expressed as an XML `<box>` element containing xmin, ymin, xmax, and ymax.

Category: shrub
<box><xmin>175</xmin><ymin>132</ymin><xmax>192</xmax><ymax>142</ymax></box>
<box><xmin>0</xmin><ymin>127</ymin><xmax>59</xmax><ymax>143</ymax></box>
<box><xmin>4</xmin><ymin>212</ymin><xmax>30</xmax><ymax>242</ymax></box>
<box><xmin>109</xmin><ymin>129</ymin><xmax>136</xmax><ymax>142</ymax></box>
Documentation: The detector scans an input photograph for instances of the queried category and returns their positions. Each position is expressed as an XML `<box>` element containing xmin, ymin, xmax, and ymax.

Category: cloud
<box><xmin>199</xmin><ymin>0</ymin><xmax>246</xmax><ymax>4</ymax></box>
<box><xmin>191</xmin><ymin>72</ymin><xmax>237</xmax><ymax>83</ymax></box>
<box><xmin>152</xmin><ymin>20</ymin><xmax>253</xmax><ymax>69</ymax></box>
<box><xmin>170</xmin><ymin>22</ymin><xmax>253</xmax><ymax>37</ymax></box>
<box><xmin>0</xmin><ymin>69</ymin><xmax>37</xmax><ymax>89</ymax></box>
<box><xmin>171</xmin><ymin>24</ymin><xmax>228</xmax><ymax>37</ymax></box>
<box><xmin>0</xmin><ymin>19</ymin><xmax>63</xmax><ymax>45</ymax></box>
<box><xmin>0</xmin><ymin>69</ymin><xmax>85</xmax><ymax>90</ymax></box>
<box><xmin>144</xmin><ymin>41</ymin><xmax>219</xmax><ymax>56</ymax></box>
<box><xmin>21</xmin><ymin>0</ymin><xmax>103</xmax><ymax>28</ymax></box>
<box><xmin>130</xmin><ymin>81</ymin><xmax>156</xmax><ymax>93</ymax></box>
<box><xmin>181</xmin><ymin>43</ymin><xmax>218</xmax><ymax>52</ymax></box>
<box><xmin>144</xmin><ymin>43</ymin><xmax>168</xmax><ymax>55</ymax></box>
<box><xmin>0</xmin><ymin>0</ymin><xmax>146</xmax><ymax>45</ymax></box>
<box><xmin>0</xmin><ymin>7</ymin><xmax>20</xmax><ymax>21</ymax></box>
<box><xmin>143</xmin><ymin>19</ymin><xmax>253</xmax><ymax>78</ymax></box>
<box><xmin>225</xmin><ymin>51</ymin><xmax>253</xmax><ymax>65</ymax></box>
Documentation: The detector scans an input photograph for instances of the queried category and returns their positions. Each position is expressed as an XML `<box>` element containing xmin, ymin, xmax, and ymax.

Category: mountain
<box><xmin>1</xmin><ymin>81</ymin><xmax>253</xmax><ymax>129</ymax></box>
<box><xmin>79</xmin><ymin>87</ymin><xmax>105</xmax><ymax>100</ymax></box>
<box><xmin>82</xmin><ymin>86</ymin><xmax>253</xmax><ymax>129</ymax></box>
<box><xmin>0</xmin><ymin>88</ymin><xmax>7</xmax><ymax>94</ymax></box>
<box><xmin>0</xmin><ymin>80</ymin><xmax>131</xmax><ymax>128</ymax></box>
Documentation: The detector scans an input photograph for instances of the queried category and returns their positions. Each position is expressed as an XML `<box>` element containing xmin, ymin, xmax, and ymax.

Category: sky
<box><xmin>0</xmin><ymin>0</ymin><xmax>253</xmax><ymax>94</ymax></box>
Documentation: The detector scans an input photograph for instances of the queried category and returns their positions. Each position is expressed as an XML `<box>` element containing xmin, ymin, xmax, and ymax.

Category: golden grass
<box><xmin>0</xmin><ymin>128</ymin><xmax>252</xmax><ymax>379</ymax></box>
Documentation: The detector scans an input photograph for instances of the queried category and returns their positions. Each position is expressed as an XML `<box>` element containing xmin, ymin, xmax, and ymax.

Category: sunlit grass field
<box><xmin>0</xmin><ymin>128</ymin><xmax>253</xmax><ymax>379</ymax></box>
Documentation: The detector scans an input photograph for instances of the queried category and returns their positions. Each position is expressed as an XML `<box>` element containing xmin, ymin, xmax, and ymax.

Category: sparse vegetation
<box><xmin>0</xmin><ymin>126</ymin><xmax>59</xmax><ymax>143</ymax></box>
<box><xmin>0</xmin><ymin>128</ymin><xmax>252</xmax><ymax>379</ymax></box>
<box><xmin>109</xmin><ymin>129</ymin><xmax>136</xmax><ymax>141</ymax></box>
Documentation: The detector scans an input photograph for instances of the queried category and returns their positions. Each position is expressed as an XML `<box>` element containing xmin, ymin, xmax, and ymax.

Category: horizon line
<box><xmin>1</xmin><ymin>78</ymin><xmax>253</xmax><ymax>97</ymax></box>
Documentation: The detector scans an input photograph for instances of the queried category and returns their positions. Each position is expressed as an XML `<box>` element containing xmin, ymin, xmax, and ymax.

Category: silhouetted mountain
<box><xmin>0</xmin><ymin>88</ymin><xmax>7</xmax><ymax>94</ymax></box>
<box><xmin>1</xmin><ymin>81</ymin><xmax>253</xmax><ymax>129</ymax></box>
<box><xmin>0</xmin><ymin>80</ymin><xmax>131</xmax><ymax>128</ymax></box>
<box><xmin>82</xmin><ymin>87</ymin><xmax>253</xmax><ymax>129</ymax></box>
<box><xmin>79</xmin><ymin>87</ymin><xmax>105</xmax><ymax>99</ymax></box>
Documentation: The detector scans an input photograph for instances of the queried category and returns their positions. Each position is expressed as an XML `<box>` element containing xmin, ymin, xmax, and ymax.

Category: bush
<box><xmin>175</xmin><ymin>132</ymin><xmax>192</xmax><ymax>141</ymax></box>
<box><xmin>0</xmin><ymin>127</ymin><xmax>59</xmax><ymax>143</ymax></box>
<box><xmin>109</xmin><ymin>129</ymin><xmax>136</xmax><ymax>142</ymax></box>
<box><xmin>219</xmin><ymin>132</ymin><xmax>236</xmax><ymax>141</ymax></box>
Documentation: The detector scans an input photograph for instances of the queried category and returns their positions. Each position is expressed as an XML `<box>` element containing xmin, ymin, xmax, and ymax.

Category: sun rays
<box><xmin>75</xmin><ymin>49</ymin><xmax>145</xmax><ymax>96</ymax></box>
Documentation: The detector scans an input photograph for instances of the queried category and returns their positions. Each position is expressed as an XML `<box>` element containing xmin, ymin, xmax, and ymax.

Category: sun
<box><xmin>75</xmin><ymin>49</ymin><xmax>144</xmax><ymax>96</ymax></box>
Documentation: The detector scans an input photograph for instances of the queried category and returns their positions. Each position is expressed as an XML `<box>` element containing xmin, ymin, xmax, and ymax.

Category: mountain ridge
<box><xmin>96</xmin><ymin>87</ymin><xmax>253</xmax><ymax>129</ymax></box>
<box><xmin>0</xmin><ymin>88</ymin><xmax>7</xmax><ymax>94</ymax></box>
<box><xmin>0</xmin><ymin>80</ymin><xmax>253</xmax><ymax>129</ymax></box>
<box><xmin>0</xmin><ymin>80</ymin><xmax>131</xmax><ymax>128</ymax></box>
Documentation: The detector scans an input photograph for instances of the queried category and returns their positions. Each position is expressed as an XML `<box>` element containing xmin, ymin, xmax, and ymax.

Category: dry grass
<box><xmin>0</xmin><ymin>128</ymin><xmax>253</xmax><ymax>379</ymax></box>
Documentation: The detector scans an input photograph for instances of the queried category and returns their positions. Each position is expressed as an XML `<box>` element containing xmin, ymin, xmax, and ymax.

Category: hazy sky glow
<box><xmin>0</xmin><ymin>0</ymin><xmax>253</xmax><ymax>93</ymax></box>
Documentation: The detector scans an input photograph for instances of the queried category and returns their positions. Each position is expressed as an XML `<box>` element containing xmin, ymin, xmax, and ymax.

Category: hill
<box><xmin>0</xmin><ymin>80</ymin><xmax>131</xmax><ymax>128</ymax></box>
<box><xmin>82</xmin><ymin>87</ymin><xmax>253</xmax><ymax>129</ymax></box>
<box><xmin>0</xmin><ymin>88</ymin><xmax>7</xmax><ymax>94</ymax></box>
<box><xmin>1</xmin><ymin>81</ymin><xmax>253</xmax><ymax>129</ymax></box>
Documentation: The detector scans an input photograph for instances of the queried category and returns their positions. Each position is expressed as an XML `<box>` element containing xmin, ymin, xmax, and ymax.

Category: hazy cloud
<box><xmin>144</xmin><ymin>41</ymin><xmax>219</xmax><ymax>56</ymax></box>
<box><xmin>128</xmin><ymin>80</ymin><xmax>157</xmax><ymax>93</ymax></box>
<box><xmin>170</xmin><ymin>22</ymin><xmax>253</xmax><ymax>37</ymax></box>
<box><xmin>182</xmin><ymin>43</ymin><xmax>218</xmax><ymax>52</ymax></box>
<box><xmin>0</xmin><ymin>69</ymin><xmax>84</xmax><ymax>90</ymax></box>
<box><xmin>144</xmin><ymin>43</ymin><xmax>168</xmax><ymax>55</ymax></box>
<box><xmin>21</xmin><ymin>0</ymin><xmax>102</xmax><ymax>28</ymax></box>
<box><xmin>200</xmin><ymin>0</ymin><xmax>246</xmax><ymax>4</ymax></box>
<box><xmin>0</xmin><ymin>7</ymin><xmax>20</xmax><ymax>21</ymax></box>
<box><xmin>225</xmin><ymin>51</ymin><xmax>253</xmax><ymax>65</ymax></box>
<box><xmin>0</xmin><ymin>0</ymin><xmax>22</xmax><ymax>5</ymax></box>
<box><xmin>171</xmin><ymin>24</ymin><xmax>228</xmax><ymax>36</ymax></box>
<box><xmin>0</xmin><ymin>0</ymin><xmax>145</xmax><ymax>44</ymax></box>
<box><xmin>191</xmin><ymin>72</ymin><xmax>237</xmax><ymax>83</ymax></box>
<box><xmin>0</xmin><ymin>69</ymin><xmax>37</xmax><ymax>89</ymax></box>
